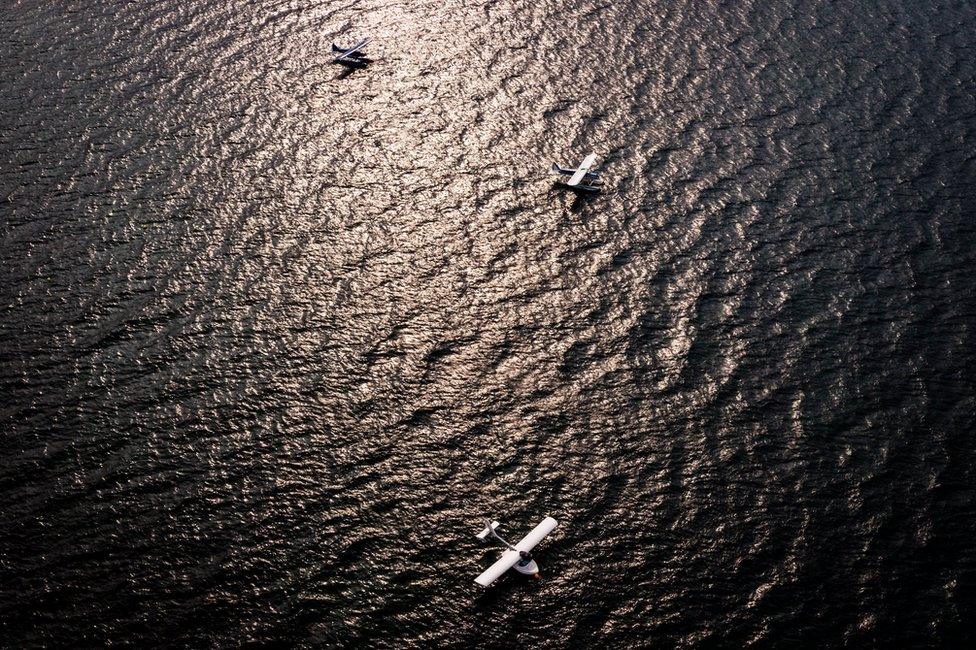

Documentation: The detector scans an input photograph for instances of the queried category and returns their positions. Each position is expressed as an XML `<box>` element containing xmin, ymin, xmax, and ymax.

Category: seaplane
<box><xmin>331</xmin><ymin>38</ymin><xmax>371</xmax><ymax>66</ymax></box>
<box><xmin>474</xmin><ymin>516</ymin><xmax>558</xmax><ymax>586</ymax></box>
<box><xmin>552</xmin><ymin>152</ymin><xmax>602</xmax><ymax>192</ymax></box>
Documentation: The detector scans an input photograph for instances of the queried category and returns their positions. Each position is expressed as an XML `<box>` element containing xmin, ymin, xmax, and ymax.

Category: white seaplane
<box><xmin>552</xmin><ymin>152</ymin><xmax>602</xmax><ymax>192</ymax></box>
<box><xmin>474</xmin><ymin>516</ymin><xmax>558</xmax><ymax>586</ymax></box>
<box><xmin>331</xmin><ymin>38</ymin><xmax>371</xmax><ymax>66</ymax></box>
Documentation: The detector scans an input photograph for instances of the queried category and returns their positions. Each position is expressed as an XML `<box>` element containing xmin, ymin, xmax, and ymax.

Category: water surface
<box><xmin>2</xmin><ymin>0</ymin><xmax>975</xmax><ymax>646</ymax></box>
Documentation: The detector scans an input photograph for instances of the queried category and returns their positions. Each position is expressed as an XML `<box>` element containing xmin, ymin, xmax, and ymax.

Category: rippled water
<box><xmin>2</xmin><ymin>0</ymin><xmax>975</xmax><ymax>646</ymax></box>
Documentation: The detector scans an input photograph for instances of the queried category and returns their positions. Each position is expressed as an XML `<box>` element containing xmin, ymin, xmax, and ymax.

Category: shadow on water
<box><xmin>333</xmin><ymin>59</ymin><xmax>372</xmax><ymax>80</ymax></box>
<box><xmin>549</xmin><ymin>183</ymin><xmax>601</xmax><ymax>213</ymax></box>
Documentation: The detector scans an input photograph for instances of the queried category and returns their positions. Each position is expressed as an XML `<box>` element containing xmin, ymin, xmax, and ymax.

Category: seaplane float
<box><xmin>331</xmin><ymin>38</ymin><xmax>372</xmax><ymax>67</ymax></box>
<box><xmin>474</xmin><ymin>516</ymin><xmax>558</xmax><ymax>586</ymax></box>
<box><xmin>552</xmin><ymin>152</ymin><xmax>602</xmax><ymax>192</ymax></box>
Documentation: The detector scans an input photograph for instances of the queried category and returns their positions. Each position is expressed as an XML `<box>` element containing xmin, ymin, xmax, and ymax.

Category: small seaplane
<box><xmin>331</xmin><ymin>38</ymin><xmax>371</xmax><ymax>66</ymax></box>
<box><xmin>552</xmin><ymin>152</ymin><xmax>602</xmax><ymax>192</ymax></box>
<box><xmin>474</xmin><ymin>516</ymin><xmax>558</xmax><ymax>586</ymax></box>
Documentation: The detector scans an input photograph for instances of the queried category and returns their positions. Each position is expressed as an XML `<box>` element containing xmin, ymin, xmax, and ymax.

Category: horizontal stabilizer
<box><xmin>477</xmin><ymin>521</ymin><xmax>501</xmax><ymax>541</ymax></box>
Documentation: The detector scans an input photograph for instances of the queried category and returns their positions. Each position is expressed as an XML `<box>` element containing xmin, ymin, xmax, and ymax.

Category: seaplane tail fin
<box><xmin>554</xmin><ymin>164</ymin><xmax>585</xmax><ymax>177</ymax></box>
<box><xmin>331</xmin><ymin>43</ymin><xmax>343</xmax><ymax>53</ymax></box>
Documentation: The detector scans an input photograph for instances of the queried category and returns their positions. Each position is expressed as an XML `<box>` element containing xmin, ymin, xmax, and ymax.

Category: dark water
<box><xmin>2</xmin><ymin>0</ymin><xmax>975</xmax><ymax>646</ymax></box>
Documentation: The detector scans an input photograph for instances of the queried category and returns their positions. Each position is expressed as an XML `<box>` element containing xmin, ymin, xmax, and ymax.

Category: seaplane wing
<box><xmin>475</xmin><ymin>548</ymin><xmax>522</xmax><ymax>586</ymax></box>
<box><xmin>566</xmin><ymin>153</ymin><xmax>598</xmax><ymax>187</ymax></box>
<box><xmin>332</xmin><ymin>38</ymin><xmax>370</xmax><ymax>62</ymax></box>
<box><xmin>474</xmin><ymin>517</ymin><xmax>558</xmax><ymax>586</ymax></box>
<box><xmin>552</xmin><ymin>163</ymin><xmax>600</xmax><ymax>179</ymax></box>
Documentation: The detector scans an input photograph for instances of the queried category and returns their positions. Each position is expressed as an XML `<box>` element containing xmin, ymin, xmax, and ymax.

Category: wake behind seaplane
<box><xmin>332</xmin><ymin>38</ymin><xmax>371</xmax><ymax>66</ymax></box>
<box><xmin>552</xmin><ymin>152</ymin><xmax>602</xmax><ymax>192</ymax></box>
<box><xmin>474</xmin><ymin>516</ymin><xmax>558</xmax><ymax>586</ymax></box>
